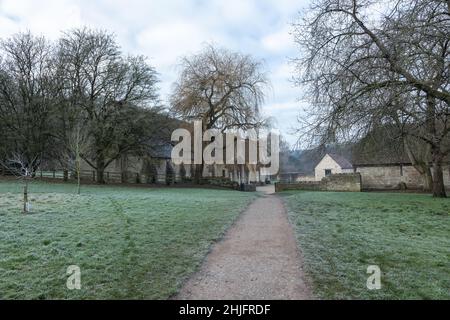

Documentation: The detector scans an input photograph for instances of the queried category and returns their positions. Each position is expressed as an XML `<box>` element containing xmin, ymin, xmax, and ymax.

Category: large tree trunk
<box><xmin>75</xmin><ymin>155</ymin><xmax>81</xmax><ymax>195</ymax></box>
<box><xmin>96</xmin><ymin>167</ymin><xmax>105</xmax><ymax>184</ymax></box>
<box><xmin>194</xmin><ymin>122</ymin><xmax>208</xmax><ymax>185</ymax></box>
<box><xmin>425</xmin><ymin>95</ymin><xmax>446</xmax><ymax>197</ymax></box>
<box><xmin>96</xmin><ymin>157</ymin><xmax>106</xmax><ymax>184</ymax></box>
<box><xmin>75</xmin><ymin>159</ymin><xmax>81</xmax><ymax>195</ymax></box>
<box><xmin>63</xmin><ymin>169</ymin><xmax>69</xmax><ymax>182</ymax></box>
<box><xmin>77</xmin><ymin>171</ymin><xmax>81</xmax><ymax>195</ymax></box>
<box><xmin>431</xmin><ymin>147</ymin><xmax>446</xmax><ymax>198</ymax></box>
<box><xmin>414</xmin><ymin>162</ymin><xmax>433</xmax><ymax>192</ymax></box>
<box><xmin>404</xmin><ymin>139</ymin><xmax>432</xmax><ymax>191</ymax></box>
<box><xmin>194</xmin><ymin>163</ymin><xmax>204</xmax><ymax>184</ymax></box>
<box><xmin>423</xmin><ymin>166</ymin><xmax>433</xmax><ymax>191</ymax></box>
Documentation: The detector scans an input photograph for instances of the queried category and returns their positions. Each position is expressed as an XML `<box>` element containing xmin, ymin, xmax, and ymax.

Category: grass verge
<box><xmin>0</xmin><ymin>180</ymin><xmax>255</xmax><ymax>299</ymax></box>
<box><xmin>281</xmin><ymin>191</ymin><xmax>450</xmax><ymax>299</ymax></box>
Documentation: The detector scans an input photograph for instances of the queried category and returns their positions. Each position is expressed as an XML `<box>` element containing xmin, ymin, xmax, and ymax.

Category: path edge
<box><xmin>277</xmin><ymin>193</ymin><xmax>316</xmax><ymax>299</ymax></box>
<box><xmin>169</xmin><ymin>192</ymin><xmax>262</xmax><ymax>299</ymax></box>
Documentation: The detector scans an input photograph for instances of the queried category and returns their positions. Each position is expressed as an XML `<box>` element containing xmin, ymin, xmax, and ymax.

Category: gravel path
<box><xmin>175</xmin><ymin>186</ymin><xmax>313</xmax><ymax>300</ymax></box>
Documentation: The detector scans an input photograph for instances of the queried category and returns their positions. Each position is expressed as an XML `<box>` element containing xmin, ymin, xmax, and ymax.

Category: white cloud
<box><xmin>0</xmin><ymin>0</ymin><xmax>82</xmax><ymax>39</ymax></box>
<box><xmin>137</xmin><ymin>22</ymin><xmax>209</xmax><ymax>69</ymax></box>
<box><xmin>262</xmin><ymin>26</ymin><xmax>294</xmax><ymax>53</ymax></box>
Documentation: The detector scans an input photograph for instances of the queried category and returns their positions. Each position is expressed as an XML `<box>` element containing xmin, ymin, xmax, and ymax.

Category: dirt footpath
<box><xmin>175</xmin><ymin>187</ymin><xmax>313</xmax><ymax>300</ymax></box>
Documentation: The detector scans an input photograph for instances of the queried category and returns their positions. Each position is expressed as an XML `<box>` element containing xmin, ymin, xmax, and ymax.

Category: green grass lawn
<box><xmin>0</xmin><ymin>180</ymin><xmax>255</xmax><ymax>299</ymax></box>
<box><xmin>281</xmin><ymin>191</ymin><xmax>450</xmax><ymax>300</ymax></box>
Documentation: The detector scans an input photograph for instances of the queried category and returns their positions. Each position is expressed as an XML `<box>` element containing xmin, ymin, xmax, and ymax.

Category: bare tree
<box><xmin>57</xmin><ymin>28</ymin><xmax>160</xmax><ymax>183</ymax></box>
<box><xmin>0</xmin><ymin>29</ymin><xmax>170</xmax><ymax>189</ymax></box>
<box><xmin>0</xmin><ymin>153</ymin><xmax>37</xmax><ymax>213</ymax></box>
<box><xmin>58</xmin><ymin>122</ymin><xmax>91</xmax><ymax>194</ymax></box>
<box><xmin>171</xmin><ymin>44</ymin><xmax>268</xmax><ymax>131</ymax></box>
<box><xmin>0</xmin><ymin>32</ymin><xmax>55</xmax><ymax>173</ymax></box>
<box><xmin>293</xmin><ymin>0</ymin><xmax>450</xmax><ymax>197</ymax></box>
<box><xmin>170</xmin><ymin>44</ymin><xmax>269</xmax><ymax>182</ymax></box>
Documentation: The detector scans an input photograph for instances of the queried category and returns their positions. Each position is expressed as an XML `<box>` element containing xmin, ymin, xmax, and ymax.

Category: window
<box><xmin>325</xmin><ymin>169</ymin><xmax>332</xmax><ymax>176</ymax></box>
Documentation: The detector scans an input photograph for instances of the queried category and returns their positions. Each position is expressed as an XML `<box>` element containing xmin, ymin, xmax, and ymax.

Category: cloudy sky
<box><xmin>0</xmin><ymin>0</ymin><xmax>310</xmax><ymax>146</ymax></box>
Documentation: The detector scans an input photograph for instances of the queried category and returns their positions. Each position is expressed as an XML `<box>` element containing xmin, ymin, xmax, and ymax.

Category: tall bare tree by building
<box><xmin>293</xmin><ymin>0</ymin><xmax>450</xmax><ymax>197</ymax></box>
<box><xmin>170</xmin><ymin>44</ymin><xmax>269</xmax><ymax>182</ymax></box>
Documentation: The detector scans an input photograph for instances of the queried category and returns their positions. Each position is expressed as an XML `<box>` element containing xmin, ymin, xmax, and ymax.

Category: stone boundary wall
<box><xmin>275</xmin><ymin>173</ymin><xmax>362</xmax><ymax>192</ymax></box>
<box><xmin>355</xmin><ymin>164</ymin><xmax>450</xmax><ymax>190</ymax></box>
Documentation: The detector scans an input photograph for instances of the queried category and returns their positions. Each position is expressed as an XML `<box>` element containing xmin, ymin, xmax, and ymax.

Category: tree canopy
<box><xmin>293</xmin><ymin>0</ymin><xmax>450</xmax><ymax>197</ymax></box>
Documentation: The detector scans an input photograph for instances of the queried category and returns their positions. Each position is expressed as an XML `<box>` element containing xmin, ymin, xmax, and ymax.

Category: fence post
<box><xmin>92</xmin><ymin>171</ymin><xmax>96</xmax><ymax>182</ymax></box>
<box><xmin>53</xmin><ymin>171</ymin><xmax>56</xmax><ymax>179</ymax></box>
<box><xmin>107</xmin><ymin>172</ymin><xmax>110</xmax><ymax>181</ymax></box>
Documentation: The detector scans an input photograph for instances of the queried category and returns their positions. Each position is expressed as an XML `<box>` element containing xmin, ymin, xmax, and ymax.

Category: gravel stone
<box><xmin>175</xmin><ymin>186</ymin><xmax>313</xmax><ymax>300</ymax></box>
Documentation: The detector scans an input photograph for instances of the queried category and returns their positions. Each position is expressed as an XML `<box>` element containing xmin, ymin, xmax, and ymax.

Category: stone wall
<box><xmin>355</xmin><ymin>164</ymin><xmax>450</xmax><ymax>190</ymax></box>
<box><xmin>276</xmin><ymin>173</ymin><xmax>361</xmax><ymax>192</ymax></box>
<box><xmin>275</xmin><ymin>181</ymin><xmax>322</xmax><ymax>192</ymax></box>
<box><xmin>296</xmin><ymin>175</ymin><xmax>316</xmax><ymax>182</ymax></box>
<box><xmin>322</xmin><ymin>173</ymin><xmax>362</xmax><ymax>192</ymax></box>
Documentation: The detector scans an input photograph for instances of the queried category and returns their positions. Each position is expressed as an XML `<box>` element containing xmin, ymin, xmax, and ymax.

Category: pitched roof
<box><xmin>328</xmin><ymin>153</ymin><xmax>353</xmax><ymax>169</ymax></box>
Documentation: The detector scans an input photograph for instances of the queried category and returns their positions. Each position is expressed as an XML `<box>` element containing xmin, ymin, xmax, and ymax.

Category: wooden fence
<box><xmin>31</xmin><ymin>169</ymin><xmax>183</xmax><ymax>184</ymax></box>
<box><xmin>0</xmin><ymin>167</ymin><xmax>245</xmax><ymax>190</ymax></box>
<box><xmin>0</xmin><ymin>169</ymin><xmax>237</xmax><ymax>186</ymax></box>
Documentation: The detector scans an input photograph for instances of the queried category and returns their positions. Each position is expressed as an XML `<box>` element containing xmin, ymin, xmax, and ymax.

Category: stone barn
<box><xmin>79</xmin><ymin>140</ymin><xmax>264</xmax><ymax>185</ymax></box>
<box><xmin>314</xmin><ymin>153</ymin><xmax>354</xmax><ymax>181</ymax></box>
<box><xmin>79</xmin><ymin>142</ymin><xmax>188</xmax><ymax>184</ymax></box>
<box><xmin>312</xmin><ymin>152</ymin><xmax>450</xmax><ymax>191</ymax></box>
<box><xmin>353</xmin><ymin>162</ymin><xmax>450</xmax><ymax>190</ymax></box>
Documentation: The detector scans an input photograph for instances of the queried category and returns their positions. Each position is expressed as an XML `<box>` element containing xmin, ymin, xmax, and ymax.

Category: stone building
<box><xmin>79</xmin><ymin>141</ymin><xmax>264</xmax><ymax>185</ymax></box>
<box><xmin>314</xmin><ymin>153</ymin><xmax>450</xmax><ymax>190</ymax></box>
<box><xmin>353</xmin><ymin>162</ymin><xmax>450</xmax><ymax>190</ymax></box>
<box><xmin>79</xmin><ymin>142</ymin><xmax>187</xmax><ymax>183</ymax></box>
<box><xmin>314</xmin><ymin>153</ymin><xmax>354</xmax><ymax>181</ymax></box>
